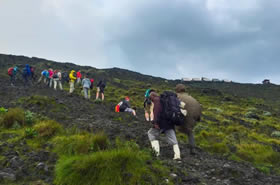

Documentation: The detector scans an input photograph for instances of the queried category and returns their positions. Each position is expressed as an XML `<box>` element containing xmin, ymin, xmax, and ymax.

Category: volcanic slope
<box><xmin>0</xmin><ymin>54</ymin><xmax>280</xmax><ymax>185</ymax></box>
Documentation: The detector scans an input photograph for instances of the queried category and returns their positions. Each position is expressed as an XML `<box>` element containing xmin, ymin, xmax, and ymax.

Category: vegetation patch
<box><xmin>0</xmin><ymin>108</ymin><xmax>25</xmax><ymax>128</ymax></box>
<box><xmin>54</xmin><ymin>142</ymin><xmax>169</xmax><ymax>185</ymax></box>
<box><xmin>33</xmin><ymin>120</ymin><xmax>63</xmax><ymax>138</ymax></box>
<box><xmin>52</xmin><ymin>132</ymin><xmax>109</xmax><ymax>156</ymax></box>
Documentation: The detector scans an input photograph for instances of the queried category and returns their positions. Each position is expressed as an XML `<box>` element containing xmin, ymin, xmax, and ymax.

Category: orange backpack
<box><xmin>115</xmin><ymin>105</ymin><xmax>120</xmax><ymax>112</ymax></box>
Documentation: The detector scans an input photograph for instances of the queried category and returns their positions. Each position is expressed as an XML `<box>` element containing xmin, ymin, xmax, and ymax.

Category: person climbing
<box><xmin>147</xmin><ymin>92</ymin><xmax>181</xmax><ymax>160</ymax></box>
<box><xmin>115</xmin><ymin>96</ymin><xmax>136</xmax><ymax>116</ymax></box>
<box><xmin>22</xmin><ymin>64</ymin><xmax>32</xmax><ymax>87</ymax></box>
<box><xmin>48</xmin><ymin>68</ymin><xmax>54</xmax><ymax>87</ymax></box>
<box><xmin>96</xmin><ymin>79</ymin><xmax>106</xmax><ymax>101</ymax></box>
<box><xmin>8</xmin><ymin>66</ymin><xmax>18</xmax><ymax>86</ymax></box>
<box><xmin>69</xmin><ymin>70</ymin><xmax>76</xmax><ymax>94</ymax></box>
<box><xmin>175</xmin><ymin>84</ymin><xmax>202</xmax><ymax>155</ymax></box>
<box><xmin>81</xmin><ymin>74</ymin><xmax>91</xmax><ymax>99</ymax></box>
<box><xmin>53</xmin><ymin>70</ymin><xmax>63</xmax><ymax>90</ymax></box>
<box><xmin>38</xmin><ymin>69</ymin><xmax>49</xmax><ymax>85</ymax></box>
<box><xmin>76</xmin><ymin>70</ymin><xmax>82</xmax><ymax>85</ymax></box>
<box><xmin>144</xmin><ymin>89</ymin><xmax>155</xmax><ymax>122</ymax></box>
<box><xmin>89</xmin><ymin>78</ymin><xmax>94</xmax><ymax>99</ymax></box>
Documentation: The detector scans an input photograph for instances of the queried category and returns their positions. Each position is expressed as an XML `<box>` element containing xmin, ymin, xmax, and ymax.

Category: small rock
<box><xmin>0</xmin><ymin>171</ymin><xmax>16</xmax><ymax>181</ymax></box>
<box><xmin>212</xmin><ymin>177</ymin><xmax>216</xmax><ymax>180</ymax></box>
<box><xmin>170</xmin><ymin>173</ymin><xmax>178</xmax><ymax>178</ymax></box>
<box><xmin>223</xmin><ymin>163</ymin><xmax>230</xmax><ymax>168</ymax></box>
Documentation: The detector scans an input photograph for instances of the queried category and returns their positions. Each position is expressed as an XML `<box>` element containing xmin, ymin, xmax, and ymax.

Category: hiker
<box><xmin>147</xmin><ymin>92</ymin><xmax>181</xmax><ymax>160</ymax></box>
<box><xmin>8</xmin><ymin>66</ymin><xmax>18</xmax><ymax>86</ymax></box>
<box><xmin>89</xmin><ymin>78</ymin><xmax>94</xmax><ymax>98</ymax></box>
<box><xmin>69</xmin><ymin>70</ymin><xmax>76</xmax><ymax>94</ymax></box>
<box><xmin>76</xmin><ymin>70</ymin><xmax>82</xmax><ymax>85</ymax></box>
<box><xmin>115</xmin><ymin>96</ymin><xmax>136</xmax><ymax>116</ymax></box>
<box><xmin>30</xmin><ymin>66</ymin><xmax>36</xmax><ymax>82</ymax></box>
<box><xmin>22</xmin><ymin>64</ymin><xmax>32</xmax><ymax>87</ymax></box>
<box><xmin>53</xmin><ymin>70</ymin><xmax>63</xmax><ymax>90</ymax></box>
<box><xmin>82</xmin><ymin>74</ymin><xmax>91</xmax><ymax>99</ymax></box>
<box><xmin>96</xmin><ymin>79</ymin><xmax>106</xmax><ymax>101</ymax></box>
<box><xmin>175</xmin><ymin>84</ymin><xmax>202</xmax><ymax>155</ymax></box>
<box><xmin>48</xmin><ymin>68</ymin><xmax>54</xmax><ymax>87</ymax></box>
<box><xmin>144</xmin><ymin>89</ymin><xmax>155</xmax><ymax>122</ymax></box>
<box><xmin>38</xmin><ymin>70</ymin><xmax>49</xmax><ymax>85</ymax></box>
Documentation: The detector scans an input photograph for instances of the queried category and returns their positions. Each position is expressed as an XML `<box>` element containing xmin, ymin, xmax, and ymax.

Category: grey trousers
<box><xmin>148</xmin><ymin>128</ymin><xmax>178</xmax><ymax>145</ymax></box>
<box><xmin>83</xmin><ymin>87</ymin><xmax>89</xmax><ymax>99</ymax></box>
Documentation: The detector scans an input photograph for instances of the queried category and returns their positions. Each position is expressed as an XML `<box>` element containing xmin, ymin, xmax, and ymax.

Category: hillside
<box><xmin>0</xmin><ymin>53</ymin><xmax>280</xmax><ymax>185</ymax></box>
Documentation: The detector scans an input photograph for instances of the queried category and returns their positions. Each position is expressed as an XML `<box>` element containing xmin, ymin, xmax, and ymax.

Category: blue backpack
<box><xmin>23</xmin><ymin>65</ymin><xmax>31</xmax><ymax>76</ymax></box>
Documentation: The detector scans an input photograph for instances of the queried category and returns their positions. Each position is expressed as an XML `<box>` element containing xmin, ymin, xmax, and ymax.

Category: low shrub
<box><xmin>25</xmin><ymin>127</ymin><xmax>38</xmax><ymax>138</ymax></box>
<box><xmin>236</xmin><ymin>143</ymin><xmax>280</xmax><ymax>165</ymax></box>
<box><xmin>33</xmin><ymin>120</ymin><xmax>62</xmax><ymax>138</ymax></box>
<box><xmin>0</xmin><ymin>107</ymin><xmax>8</xmax><ymax>114</ymax></box>
<box><xmin>52</xmin><ymin>132</ymin><xmax>109</xmax><ymax>156</ymax></box>
<box><xmin>55</xmin><ymin>146</ymin><xmax>167</xmax><ymax>185</ymax></box>
<box><xmin>1</xmin><ymin>108</ymin><xmax>25</xmax><ymax>128</ymax></box>
<box><xmin>25</xmin><ymin>110</ymin><xmax>35</xmax><ymax>125</ymax></box>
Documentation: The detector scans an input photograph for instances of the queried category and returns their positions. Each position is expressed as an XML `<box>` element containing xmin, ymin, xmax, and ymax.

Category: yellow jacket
<box><xmin>69</xmin><ymin>70</ymin><xmax>77</xmax><ymax>82</ymax></box>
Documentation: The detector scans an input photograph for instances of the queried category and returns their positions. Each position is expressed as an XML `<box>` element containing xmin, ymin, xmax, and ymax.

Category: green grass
<box><xmin>33</xmin><ymin>120</ymin><xmax>63</xmax><ymax>138</ymax></box>
<box><xmin>54</xmin><ymin>145</ymin><xmax>169</xmax><ymax>185</ymax></box>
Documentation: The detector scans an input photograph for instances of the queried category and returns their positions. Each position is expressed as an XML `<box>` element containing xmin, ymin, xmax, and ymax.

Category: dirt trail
<box><xmin>0</xmin><ymin>79</ymin><xmax>280</xmax><ymax>185</ymax></box>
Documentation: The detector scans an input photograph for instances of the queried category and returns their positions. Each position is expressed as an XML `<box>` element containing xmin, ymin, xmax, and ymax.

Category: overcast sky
<box><xmin>0</xmin><ymin>0</ymin><xmax>279</xmax><ymax>84</ymax></box>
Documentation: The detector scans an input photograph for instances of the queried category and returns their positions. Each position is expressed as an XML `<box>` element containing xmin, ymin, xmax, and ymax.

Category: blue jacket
<box><xmin>82</xmin><ymin>78</ymin><xmax>91</xmax><ymax>89</ymax></box>
<box><xmin>23</xmin><ymin>64</ymin><xmax>31</xmax><ymax>76</ymax></box>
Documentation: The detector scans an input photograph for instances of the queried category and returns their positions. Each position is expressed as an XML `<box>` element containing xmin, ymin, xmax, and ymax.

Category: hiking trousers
<box><xmin>148</xmin><ymin>128</ymin><xmax>178</xmax><ymax>145</ymax></box>
<box><xmin>54</xmin><ymin>79</ymin><xmax>63</xmax><ymax>90</ymax></box>
<box><xmin>69</xmin><ymin>82</ymin><xmax>75</xmax><ymax>93</ymax></box>
<box><xmin>83</xmin><ymin>87</ymin><xmax>89</xmax><ymax>99</ymax></box>
<box><xmin>10</xmin><ymin>75</ymin><xmax>15</xmax><ymax>85</ymax></box>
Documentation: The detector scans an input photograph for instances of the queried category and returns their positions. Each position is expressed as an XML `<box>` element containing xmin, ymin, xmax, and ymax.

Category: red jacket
<box><xmin>77</xmin><ymin>72</ymin><xmax>82</xmax><ymax>78</ymax></box>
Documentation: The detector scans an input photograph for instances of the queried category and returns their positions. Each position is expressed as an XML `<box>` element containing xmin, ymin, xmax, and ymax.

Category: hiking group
<box><xmin>8</xmin><ymin>65</ymin><xmax>202</xmax><ymax>160</ymax></box>
<box><xmin>8</xmin><ymin>65</ymin><xmax>107</xmax><ymax>101</ymax></box>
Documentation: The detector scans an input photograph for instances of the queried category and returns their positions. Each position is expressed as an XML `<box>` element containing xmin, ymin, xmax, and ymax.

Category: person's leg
<box><xmin>147</xmin><ymin>128</ymin><xmax>160</xmax><ymax>156</ymax></box>
<box><xmin>150</xmin><ymin>102</ymin><xmax>154</xmax><ymax>121</ymax></box>
<box><xmin>59</xmin><ymin>81</ymin><xmax>63</xmax><ymax>90</ymax></box>
<box><xmin>101</xmin><ymin>93</ymin><xmax>104</xmax><ymax>101</ymax></box>
<box><xmin>49</xmin><ymin>78</ymin><xmax>53</xmax><ymax>87</ymax></box>
<box><xmin>145</xmin><ymin>111</ymin><xmax>150</xmax><ymax>121</ymax></box>
<box><xmin>54</xmin><ymin>80</ymin><xmax>57</xmax><ymax>90</ymax></box>
<box><xmin>165</xmin><ymin>129</ymin><xmax>181</xmax><ymax>160</ymax></box>
<box><xmin>83</xmin><ymin>87</ymin><xmax>88</xmax><ymax>99</ymax></box>
<box><xmin>88</xmin><ymin>89</ymin><xmax>91</xmax><ymax>99</ymax></box>
<box><xmin>69</xmin><ymin>82</ymin><xmax>74</xmax><ymax>93</ymax></box>
<box><xmin>96</xmin><ymin>87</ymin><xmax>100</xmax><ymax>100</ymax></box>
<box><xmin>10</xmin><ymin>75</ymin><xmax>14</xmax><ymax>85</ymax></box>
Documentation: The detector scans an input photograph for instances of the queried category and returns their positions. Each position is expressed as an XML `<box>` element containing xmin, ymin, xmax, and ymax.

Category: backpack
<box><xmin>115</xmin><ymin>104</ymin><xmax>120</xmax><ymax>112</ymax></box>
<box><xmin>62</xmin><ymin>72</ymin><xmax>69</xmax><ymax>83</ymax></box>
<box><xmin>160</xmin><ymin>91</ymin><xmax>185</xmax><ymax>126</ymax></box>
<box><xmin>8</xmin><ymin>67</ymin><xmax>13</xmax><ymax>76</ymax></box>
<box><xmin>30</xmin><ymin>67</ymin><xmax>34</xmax><ymax>73</ymax></box>
<box><xmin>53</xmin><ymin>73</ymin><xmax>58</xmax><ymax>79</ymax></box>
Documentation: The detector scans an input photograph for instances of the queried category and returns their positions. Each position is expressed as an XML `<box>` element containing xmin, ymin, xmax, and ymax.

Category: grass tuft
<box><xmin>33</xmin><ymin>120</ymin><xmax>63</xmax><ymax>138</ymax></box>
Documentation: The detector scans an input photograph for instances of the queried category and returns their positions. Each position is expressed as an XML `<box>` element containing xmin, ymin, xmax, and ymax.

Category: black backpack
<box><xmin>160</xmin><ymin>91</ymin><xmax>185</xmax><ymax>126</ymax></box>
<box><xmin>62</xmin><ymin>72</ymin><xmax>69</xmax><ymax>83</ymax></box>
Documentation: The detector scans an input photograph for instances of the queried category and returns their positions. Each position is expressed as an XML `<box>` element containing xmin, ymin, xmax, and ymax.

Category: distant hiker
<box><xmin>48</xmin><ymin>68</ymin><xmax>54</xmax><ymax>87</ymax></box>
<box><xmin>115</xmin><ymin>96</ymin><xmax>136</xmax><ymax>116</ymax></box>
<box><xmin>82</xmin><ymin>74</ymin><xmax>91</xmax><ymax>99</ymax></box>
<box><xmin>175</xmin><ymin>84</ymin><xmax>202</xmax><ymax>155</ymax></box>
<box><xmin>53</xmin><ymin>70</ymin><xmax>63</xmax><ymax>90</ymax></box>
<box><xmin>30</xmin><ymin>66</ymin><xmax>36</xmax><ymax>82</ymax></box>
<box><xmin>61</xmin><ymin>72</ymin><xmax>69</xmax><ymax>84</ymax></box>
<box><xmin>38</xmin><ymin>70</ymin><xmax>49</xmax><ymax>85</ymax></box>
<box><xmin>147</xmin><ymin>92</ymin><xmax>181</xmax><ymax>160</ymax></box>
<box><xmin>22</xmin><ymin>64</ymin><xmax>32</xmax><ymax>87</ymax></box>
<box><xmin>69</xmin><ymin>70</ymin><xmax>77</xmax><ymax>94</ymax></box>
<box><xmin>144</xmin><ymin>89</ymin><xmax>155</xmax><ymax>122</ymax></box>
<box><xmin>76</xmin><ymin>70</ymin><xmax>82</xmax><ymax>85</ymax></box>
<box><xmin>8</xmin><ymin>66</ymin><xmax>18</xmax><ymax>86</ymax></box>
<box><xmin>96</xmin><ymin>79</ymin><xmax>106</xmax><ymax>101</ymax></box>
<box><xmin>89</xmin><ymin>78</ymin><xmax>94</xmax><ymax>98</ymax></box>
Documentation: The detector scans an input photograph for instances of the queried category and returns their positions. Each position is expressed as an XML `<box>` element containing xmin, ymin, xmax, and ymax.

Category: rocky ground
<box><xmin>0</xmin><ymin>78</ymin><xmax>280</xmax><ymax>185</ymax></box>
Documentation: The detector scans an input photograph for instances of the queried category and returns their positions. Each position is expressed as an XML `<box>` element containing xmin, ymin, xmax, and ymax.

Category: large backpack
<box><xmin>62</xmin><ymin>72</ymin><xmax>69</xmax><ymax>83</ymax></box>
<box><xmin>160</xmin><ymin>91</ymin><xmax>185</xmax><ymax>126</ymax></box>
<box><xmin>8</xmin><ymin>67</ymin><xmax>13</xmax><ymax>76</ymax></box>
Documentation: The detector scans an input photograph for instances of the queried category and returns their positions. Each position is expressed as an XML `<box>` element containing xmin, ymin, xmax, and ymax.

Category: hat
<box><xmin>125</xmin><ymin>96</ymin><xmax>130</xmax><ymax>101</ymax></box>
<box><xmin>175</xmin><ymin>84</ymin><xmax>187</xmax><ymax>93</ymax></box>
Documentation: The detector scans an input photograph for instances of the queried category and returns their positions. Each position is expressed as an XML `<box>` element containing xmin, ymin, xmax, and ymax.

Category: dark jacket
<box><xmin>97</xmin><ymin>80</ymin><xmax>106</xmax><ymax>89</ymax></box>
<box><xmin>119</xmin><ymin>100</ymin><xmax>130</xmax><ymax>112</ymax></box>
<box><xmin>150</xmin><ymin>94</ymin><xmax>174</xmax><ymax>132</ymax></box>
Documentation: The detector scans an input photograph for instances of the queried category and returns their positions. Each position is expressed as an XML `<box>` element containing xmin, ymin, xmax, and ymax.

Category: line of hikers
<box><xmin>8</xmin><ymin>65</ymin><xmax>106</xmax><ymax>101</ymax></box>
<box><xmin>8</xmin><ymin>65</ymin><xmax>202</xmax><ymax>160</ymax></box>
